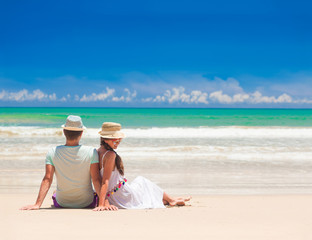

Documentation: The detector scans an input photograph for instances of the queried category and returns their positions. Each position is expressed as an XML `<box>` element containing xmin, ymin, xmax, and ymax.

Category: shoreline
<box><xmin>2</xmin><ymin>193</ymin><xmax>312</xmax><ymax>240</ymax></box>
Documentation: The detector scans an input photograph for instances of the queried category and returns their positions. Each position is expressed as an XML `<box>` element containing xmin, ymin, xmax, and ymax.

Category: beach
<box><xmin>2</xmin><ymin>193</ymin><xmax>312</xmax><ymax>240</ymax></box>
<box><xmin>1</xmin><ymin>108</ymin><xmax>312</xmax><ymax>239</ymax></box>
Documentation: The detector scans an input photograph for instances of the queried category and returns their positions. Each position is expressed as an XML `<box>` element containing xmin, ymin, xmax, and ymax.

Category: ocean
<box><xmin>1</xmin><ymin>107</ymin><xmax>312</xmax><ymax>195</ymax></box>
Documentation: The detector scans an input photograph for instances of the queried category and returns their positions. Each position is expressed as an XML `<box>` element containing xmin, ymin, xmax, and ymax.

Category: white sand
<box><xmin>1</xmin><ymin>194</ymin><xmax>312</xmax><ymax>240</ymax></box>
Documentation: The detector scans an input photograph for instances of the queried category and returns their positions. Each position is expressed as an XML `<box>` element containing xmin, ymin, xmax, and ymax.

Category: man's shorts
<box><xmin>52</xmin><ymin>192</ymin><xmax>98</xmax><ymax>208</ymax></box>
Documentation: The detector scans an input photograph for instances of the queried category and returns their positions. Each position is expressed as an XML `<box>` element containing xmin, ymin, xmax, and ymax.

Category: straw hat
<box><xmin>98</xmin><ymin>122</ymin><xmax>125</xmax><ymax>139</ymax></box>
<box><xmin>61</xmin><ymin>115</ymin><xmax>86</xmax><ymax>131</ymax></box>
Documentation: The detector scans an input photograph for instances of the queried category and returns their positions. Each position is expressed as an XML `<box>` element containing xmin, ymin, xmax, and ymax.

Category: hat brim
<box><xmin>98</xmin><ymin>131</ymin><xmax>125</xmax><ymax>139</ymax></box>
<box><xmin>62</xmin><ymin>125</ymin><xmax>86</xmax><ymax>131</ymax></box>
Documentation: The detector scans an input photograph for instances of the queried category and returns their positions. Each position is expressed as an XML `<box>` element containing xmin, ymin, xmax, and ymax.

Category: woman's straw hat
<box><xmin>98</xmin><ymin>122</ymin><xmax>125</xmax><ymax>139</ymax></box>
<box><xmin>61</xmin><ymin>115</ymin><xmax>86</xmax><ymax>131</ymax></box>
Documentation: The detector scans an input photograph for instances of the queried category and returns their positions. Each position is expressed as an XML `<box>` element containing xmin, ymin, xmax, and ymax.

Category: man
<box><xmin>21</xmin><ymin>115</ymin><xmax>102</xmax><ymax>209</ymax></box>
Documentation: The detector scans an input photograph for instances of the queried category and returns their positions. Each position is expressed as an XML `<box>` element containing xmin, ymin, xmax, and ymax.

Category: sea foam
<box><xmin>1</xmin><ymin>126</ymin><xmax>312</xmax><ymax>139</ymax></box>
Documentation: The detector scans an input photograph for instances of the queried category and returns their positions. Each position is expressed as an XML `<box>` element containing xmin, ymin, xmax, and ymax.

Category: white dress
<box><xmin>100</xmin><ymin>151</ymin><xmax>165</xmax><ymax>209</ymax></box>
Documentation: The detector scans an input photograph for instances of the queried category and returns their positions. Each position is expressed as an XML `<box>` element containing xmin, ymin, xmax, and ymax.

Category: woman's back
<box><xmin>100</xmin><ymin>150</ymin><xmax>165</xmax><ymax>209</ymax></box>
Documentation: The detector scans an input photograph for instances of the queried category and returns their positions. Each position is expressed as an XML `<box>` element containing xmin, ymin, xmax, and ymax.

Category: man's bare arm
<box><xmin>20</xmin><ymin>164</ymin><xmax>55</xmax><ymax>210</ymax></box>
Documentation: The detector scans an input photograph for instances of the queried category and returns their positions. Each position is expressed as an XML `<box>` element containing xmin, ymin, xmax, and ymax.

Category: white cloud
<box><xmin>208</xmin><ymin>90</ymin><xmax>293</xmax><ymax>104</ymax></box>
<box><xmin>141</xmin><ymin>97</ymin><xmax>153</xmax><ymax>103</ymax></box>
<box><xmin>153</xmin><ymin>95</ymin><xmax>166</xmax><ymax>103</ymax></box>
<box><xmin>49</xmin><ymin>93</ymin><xmax>57</xmax><ymax>101</ymax></box>
<box><xmin>1</xmin><ymin>75</ymin><xmax>311</xmax><ymax>106</ymax></box>
<box><xmin>209</xmin><ymin>91</ymin><xmax>295</xmax><ymax>104</ymax></box>
<box><xmin>0</xmin><ymin>89</ymin><xmax>59</xmax><ymax>102</ymax></box>
<box><xmin>140</xmin><ymin>86</ymin><xmax>304</xmax><ymax>105</ymax></box>
<box><xmin>276</xmin><ymin>93</ymin><xmax>292</xmax><ymax>103</ymax></box>
<box><xmin>79</xmin><ymin>87</ymin><xmax>115</xmax><ymax>102</ymax></box>
<box><xmin>78</xmin><ymin>88</ymin><xmax>137</xmax><ymax>103</ymax></box>
<box><xmin>120</xmin><ymin>72</ymin><xmax>312</xmax><ymax>106</ymax></box>
<box><xmin>190</xmin><ymin>91</ymin><xmax>209</xmax><ymax>104</ymax></box>
<box><xmin>74</xmin><ymin>95</ymin><xmax>80</xmax><ymax>101</ymax></box>
<box><xmin>112</xmin><ymin>89</ymin><xmax>137</xmax><ymax>102</ymax></box>
<box><xmin>232</xmin><ymin>93</ymin><xmax>250</xmax><ymax>103</ymax></box>
<box><xmin>112</xmin><ymin>96</ymin><xmax>124</xmax><ymax>102</ymax></box>
<box><xmin>250</xmin><ymin>91</ymin><xmax>293</xmax><ymax>104</ymax></box>
<box><xmin>211</xmin><ymin>77</ymin><xmax>244</xmax><ymax>94</ymax></box>
<box><xmin>152</xmin><ymin>87</ymin><xmax>209</xmax><ymax>104</ymax></box>
<box><xmin>0</xmin><ymin>87</ymin><xmax>305</xmax><ymax>106</ymax></box>
<box><xmin>250</xmin><ymin>91</ymin><xmax>274</xmax><ymax>103</ymax></box>
<box><xmin>209</xmin><ymin>91</ymin><xmax>232</xmax><ymax>104</ymax></box>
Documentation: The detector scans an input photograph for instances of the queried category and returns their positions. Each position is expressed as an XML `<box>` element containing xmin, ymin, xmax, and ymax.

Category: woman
<box><xmin>93</xmin><ymin>122</ymin><xmax>190</xmax><ymax>211</ymax></box>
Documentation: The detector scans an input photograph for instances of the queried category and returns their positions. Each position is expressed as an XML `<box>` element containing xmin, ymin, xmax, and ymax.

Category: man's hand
<box><xmin>93</xmin><ymin>205</ymin><xmax>118</xmax><ymax>211</ymax></box>
<box><xmin>20</xmin><ymin>204</ymin><xmax>40</xmax><ymax>210</ymax></box>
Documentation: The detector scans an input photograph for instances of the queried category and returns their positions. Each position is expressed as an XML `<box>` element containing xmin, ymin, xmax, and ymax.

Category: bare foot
<box><xmin>169</xmin><ymin>199</ymin><xmax>185</xmax><ymax>206</ymax></box>
<box><xmin>168</xmin><ymin>197</ymin><xmax>191</xmax><ymax>206</ymax></box>
<box><xmin>177</xmin><ymin>196</ymin><xmax>191</xmax><ymax>202</ymax></box>
<box><xmin>163</xmin><ymin>195</ymin><xmax>192</xmax><ymax>206</ymax></box>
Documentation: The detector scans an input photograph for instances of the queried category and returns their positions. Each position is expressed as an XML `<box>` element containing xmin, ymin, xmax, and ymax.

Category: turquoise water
<box><xmin>1</xmin><ymin>107</ymin><xmax>312</xmax><ymax>127</ymax></box>
<box><xmin>1</xmin><ymin>107</ymin><xmax>312</xmax><ymax>194</ymax></box>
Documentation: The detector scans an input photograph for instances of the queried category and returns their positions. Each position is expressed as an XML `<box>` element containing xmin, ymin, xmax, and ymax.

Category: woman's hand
<box><xmin>93</xmin><ymin>204</ymin><xmax>118</xmax><ymax>211</ymax></box>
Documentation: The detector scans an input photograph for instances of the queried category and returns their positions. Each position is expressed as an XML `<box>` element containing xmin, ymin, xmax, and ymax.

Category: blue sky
<box><xmin>0</xmin><ymin>0</ymin><xmax>311</xmax><ymax>107</ymax></box>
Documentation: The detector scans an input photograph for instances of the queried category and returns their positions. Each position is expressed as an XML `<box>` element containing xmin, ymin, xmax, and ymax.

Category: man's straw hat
<box><xmin>98</xmin><ymin>122</ymin><xmax>125</xmax><ymax>139</ymax></box>
<box><xmin>62</xmin><ymin>115</ymin><xmax>86</xmax><ymax>131</ymax></box>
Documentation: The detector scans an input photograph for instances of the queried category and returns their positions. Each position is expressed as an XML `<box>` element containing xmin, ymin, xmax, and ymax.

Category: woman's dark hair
<box><xmin>100</xmin><ymin>138</ymin><xmax>124</xmax><ymax>176</ymax></box>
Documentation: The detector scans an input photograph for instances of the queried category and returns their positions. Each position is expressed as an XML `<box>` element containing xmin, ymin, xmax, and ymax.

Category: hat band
<box><xmin>99</xmin><ymin>130</ymin><xmax>125</xmax><ymax>139</ymax></box>
<box><xmin>99</xmin><ymin>130</ymin><xmax>120</xmax><ymax>135</ymax></box>
<box><xmin>62</xmin><ymin>125</ymin><xmax>85</xmax><ymax>131</ymax></box>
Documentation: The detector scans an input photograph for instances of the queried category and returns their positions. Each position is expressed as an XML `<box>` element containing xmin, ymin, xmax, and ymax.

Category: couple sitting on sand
<box><xmin>21</xmin><ymin>115</ymin><xmax>190</xmax><ymax>211</ymax></box>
